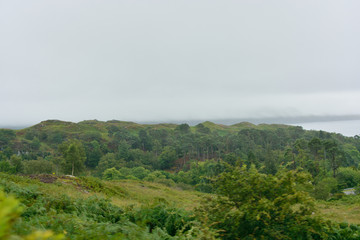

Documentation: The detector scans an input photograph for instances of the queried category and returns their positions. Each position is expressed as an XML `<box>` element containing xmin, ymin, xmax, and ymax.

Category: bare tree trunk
<box><xmin>324</xmin><ymin>150</ymin><xmax>327</xmax><ymax>173</ymax></box>
<box><xmin>292</xmin><ymin>153</ymin><xmax>296</xmax><ymax>170</ymax></box>
<box><xmin>72</xmin><ymin>161</ymin><xmax>74</xmax><ymax>176</ymax></box>
<box><xmin>183</xmin><ymin>152</ymin><xmax>186</xmax><ymax>167</ymax></box>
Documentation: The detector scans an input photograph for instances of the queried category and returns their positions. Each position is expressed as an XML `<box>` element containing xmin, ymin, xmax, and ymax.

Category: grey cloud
<box><xmin>1</xmin><ymin>0</ymin><xmax>360</xmax><ymax>125</ymax></box>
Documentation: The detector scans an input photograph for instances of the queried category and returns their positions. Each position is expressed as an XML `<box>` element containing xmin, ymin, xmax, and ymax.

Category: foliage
<box><xmin>3</xmin><ymin>120</ymin><xmax>360</xmax><ymax>181</ymax></box>
<box><xmin>0</xmin><ymin>189</ymin><xmax>64</xmax><ymax>240</ymax></box>
<box><xmin>336</xmin><ymin>167</ymin><xmax>360</xmax><ymax>189</ymax></box>
<box><xmin>159</xmin><ymin>146</ymin><xmax>177</xmax><ymax>170</ymax></box>
<box><xmin>0</xmin><ymin>160</ymin><xmax>15</xmax><ymax>174</ymax></box>
<box><xmin>96</xmin><ymin>153</ymin><xmax>125</xmax><ymax>176</ymax></box>
<box><xmin>128</xmin><ymin>203</ymin><xmax>194</xmax><ymax>236</ymax></box>
<box><xmin>3</xmin><ymin>120</ymin><xmax>360</xmax><ymax>238</ymax></box>
<box><xmin>0</xmin><ymin>173</ymin><xmax>212</xmax><ymax>239</ymax></box>
<box><xmin>84</xmin><ymin>140</ymin><xmax>103</xmax><ymax>168</ymax></box>
<box><xmin>0</xmin><ymin>129</ymin><xmax>16</xmax><ymax>147</ymax></box>
<box><xmin>198</xmin><ymin>166</ymin><xmax>325</xmax><ymax>239</ymax></box>
<box><xmin>313</xmin><ymin>177</ymin><xmax>338</xmax><ymax>200</ymax></box>
<box><xmin>10</xmin><ymin>155</ymin><xmax>24</xmax><ymax>173</ymax></box>
<box><xmin>23</xmin><ymin>158</ymin><xmax>54</xmax><ymax>174</ymax></box>
<box><xmin>0</xmin><ymin>189</ymin><xmax>22</xmax><ymax>239</ymax></box>
<box><xmin>59</xmin><ymin>140</ymin><xmax>86</xmax><ymax>176</ymax></box>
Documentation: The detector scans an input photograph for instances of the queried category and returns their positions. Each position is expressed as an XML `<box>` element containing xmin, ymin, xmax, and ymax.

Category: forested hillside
<box><xmin>2</xmin><ymin>120</ymin><xmax>360</xmax><ymax>239</ymax></box>
<box><xmin>1</xmin><ymin>120</ymin><xmax>359</xmax><ymax>177</ymax></box>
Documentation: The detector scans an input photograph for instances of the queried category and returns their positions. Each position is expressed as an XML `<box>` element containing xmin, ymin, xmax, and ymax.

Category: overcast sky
<box><xmin>1</xmin><ymin>0</ymin><xmax>360</xmax><ymax>126</ymax></box>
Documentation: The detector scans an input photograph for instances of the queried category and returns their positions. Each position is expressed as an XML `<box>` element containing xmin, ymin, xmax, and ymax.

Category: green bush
<box><xmin>337</xmin><ymin>167</ymin><xmax>360</xmax><ymax>189</ymax></box>
<box><xmin>0</xmin><ymin>160</ymin><xmax>15</xmax><ymax>173</ymax></box>
<box><xmin>129</xmin><ymin>204</ymin><xmax>194</xmax><ymax>236</ymax></box>
<box><xmin>79</xmin><ymin>176</ymin><xmax>126</xmax><ymax>197</ymax></box>
<box><xmin>313</xmin><ymin>177</ymin><xmax>338</xmax><ymax>200</ymax></box>
<box><xmin>23</xmin><ymin>159</ymin><xmax>54</xmax><ymax>174</ymax></box>
<box><xmin>198</xmin><ymin>166</ymin><xmax>328</xmax><ymax>239</ymax></box>
<box><xmin>102</xmin><ymin>167</ymin><xmax>122</xmax><ymax>180</ymax></box>
<box><xmin>0</xmin><ymin>189</ymin><xmax>64</xmax><ymax>240</ymax></box>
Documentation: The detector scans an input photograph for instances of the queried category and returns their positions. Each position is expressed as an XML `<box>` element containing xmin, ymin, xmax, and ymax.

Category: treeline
<box><xmin>1</xmin><ymin>120</ymin><xmax>360</xmax><ymax>196</ymax></box>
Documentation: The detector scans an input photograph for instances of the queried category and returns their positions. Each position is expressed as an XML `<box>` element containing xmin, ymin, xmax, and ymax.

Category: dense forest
<box><xmin>2</xmin><ymin>120</ymin><xmax>360</xmax><ymax>239</ymax></box>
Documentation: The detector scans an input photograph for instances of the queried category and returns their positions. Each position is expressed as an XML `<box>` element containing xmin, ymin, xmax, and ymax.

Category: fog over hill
<box><xmin>1</xmin><ymin>1</ymin><xmax>360</xmax><ymax>127</ymax></box>
<box><xmin>1</xmin><ymin>114</ymin><xmax>360</xmax><ymax>131</ymax></box>
<box><xmin>141</xmin><ymin>114</ymin><xmax>360</xmax><ymax>126</ymax></box>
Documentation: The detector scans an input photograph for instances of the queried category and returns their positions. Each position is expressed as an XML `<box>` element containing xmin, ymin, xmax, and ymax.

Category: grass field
<box><xmin>109</xmin><ymin>180</ymin><xmax>206</xmax><ymax>209</ymax></box>
<box><xmin>317</xmin><ymin>198</ymin><xmax>360</xmax><ymax>224</ymax></box>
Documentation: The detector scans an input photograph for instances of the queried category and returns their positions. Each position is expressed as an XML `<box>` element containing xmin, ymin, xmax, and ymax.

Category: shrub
<box><xmin>102</xmin><ymin>167</ymin><xmax>122</xmax><ymax>180</ymax></box>
<box><xmin>23</xmin><ymin>159</ymin><xmax>54</xmax><ymax>174</ymax></box>
<box><xmin>337</xmin><ymin>167</ymin><xmax>360</xmax><ymax>189</ymax></box>
<box><xmin>0</xmin><ymin>160</ymin><xmax>15</xmax><ymax>174</ymax></box>
<box><xmin>313</xmin><ymin>177</ymin><xmax>338</xmax><ymax>200</ymax></box>
<box><xmin>197</xmin><ymin>166</ymin><xmax>325</xmax><ymax>239</ymax></box>
<box><xmin>129</xmin><ymin>204</ymin><xmax>194</xmax><ymax>236</ymax></box>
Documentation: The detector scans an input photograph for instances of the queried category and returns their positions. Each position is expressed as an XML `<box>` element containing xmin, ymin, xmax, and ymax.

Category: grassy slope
<box><xmin>110</xmin><ymin>180</ymin><xmax>205</xmax><ymax>210</ymax></box>
<box><xmin>1</xmin><ymin>173</ymin><xmax>206</xmax><ymax>211</ymax></box>
<box><xmin>3</xmin><ymin>173</ymin><xmax>360</xmax><ymax>227</ymax></box>
<box><xmin>316</xmin><ymin>199</ymin><xmax>360</xmax><ymax>225</ymax></box>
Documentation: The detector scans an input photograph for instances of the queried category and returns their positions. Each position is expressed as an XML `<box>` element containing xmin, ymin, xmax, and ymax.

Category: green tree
<box><xmin>343</xmin><ymin>144</ymin><xmax>360</xmax><ymax>167</ymax></box>
<box><xmin>175</xmin><ymin>123</ymin><xmax>190</xmax><ymax>134</ymax></box>
<box><xmin>195</xmin><ymin>123</ymin><xmax>210</xmax><ymax>134</ymax></box>
<box><xmin>144</xmin><ymin>170</ymin><xmax>167</xmax><ymax>182</ymax></box>
<box><xmin>336</xmin><ymin>167</ymin><xmax>360</xmax><ymax>189</ymax></box>
<box><xmin>29</xmin><ymin>137</ymin><xmax>41</xmax><ymax>151</ymax></box>
<box><xmin>23</xmin><ymin>158</ymin><xmax>54</xmax><ymax>174</ymax></box>
<box><xmin>102</xmin><ymin>167</ymin><xmax>122</xmax><ymax>180</ymax></box>
<box><xmin>159</xmin><ymin>147</ymin><xmax>177</xmax><ymax>170</ymax></box>
<box><xmin>60</xmin><ymin>140</ymin><xmax>86</xmax><ymax>176</ymax></box>
<box><xmin>0</xmin><ymin>160</ymin><xmax>15</xmax><ymax>173</ymax></box>
<box><xmin>10</xmin><ymin>155</ymin><xmax>23</xmax><ymax>173</ymax></box>
<box><xmin>198</xmin><ymin>166</ymin><xmax>323</xmax><ymax>239</ymax></box>
<box><xmin>264</xmin><ymin>150</ymin><xmax>279</xmax><ymax>175</ymax></box>
<box><xmin>0</xmin><ymin>151</ymin><xmax>5</xmax><ymax>161</ymax></box>
<box><xmin>223</xmin><ymin>153</ymin><xmax>237</xmax><ymax>166</ymax></box>
<box><xmin>85</xmin><ymin>140</ymin><xmax>102</xmax><ymax>168</ymax></box>
<box><xmin>324</xmin><ymin>140</ymin><xmax>342</xmax><ymax>177</ymax></box>
<box><xmin>131</xmin><ymin>166</ymin><xmax>150</xmax><ymax>180</ymax></box>
<box><xmin>308</xmin><ymin>137</ymin><xmax>322</xmax><ymax>160</ymax></box>
<box><xmin>246</xmin><ymin>151</ymin><xmax>258</xmax><ymax>168</ymax></box>
<box><xmin>312</xmin><ymin>177</ymin><xmax>338</xmax><ymax>200</ymax></box>
<box><xmin>152</xmin><ymin>139</ymin><xmax>162</xmax><ymax>157</ymax></box>
<box><xmin>48</xmin><ymin>156</ymin><xmax>64</xmax><ymax>175</ymax></box>
<box><xmin>117</xmin><ymin>141</ymin><xmax>131</xmax><ymax>161</ymax></box>
<box><xmin>0</xmin><ymin>129</ymin><xmax>16</xmax><ymax>148</ymax></box>
<box><xmin>47</xmin><ymin>130</ymin><xmax>65</xmax><ymax>144</ymax></box>
<box><xmin>3</xmin><ymin>147</ymin><xmax>13</xmax><ymax>159</ymax></box>
<box><xmin>139</xmin><ymin>129</ymin><xmax>152</xmax><ymax>151</ymax></box>
<box><xmin>106</xmin><ymin>125</ymin><xmax>120</xmax><ymax>137</ymax></box>
<box><xmin>96</xmin><ymin>153</ymin><xmax>125</xmax><ymax>176</ymax></box>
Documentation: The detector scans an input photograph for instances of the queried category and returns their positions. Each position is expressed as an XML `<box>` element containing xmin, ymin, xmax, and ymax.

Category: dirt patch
<box><xmin>28</xmin><ymin>174</ymin><xmax>59</xmax><ymax>183</ymax></box>
<box><xmin>24</xmin><ymin>175</ymin><xmax>93</xmax><ymax>194</ymax></box>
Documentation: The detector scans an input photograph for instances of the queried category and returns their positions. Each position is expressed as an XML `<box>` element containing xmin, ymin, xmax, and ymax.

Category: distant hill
<box><xmin>3</xmin><ymin>114</ymin><xmax>360</xmax><ymax>130</ymax></box>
